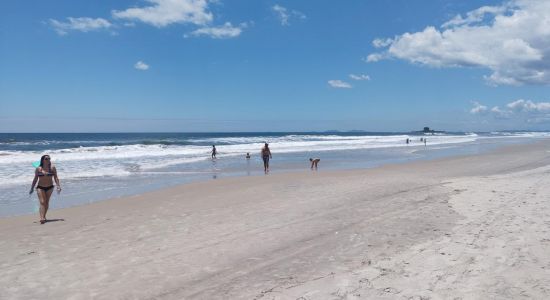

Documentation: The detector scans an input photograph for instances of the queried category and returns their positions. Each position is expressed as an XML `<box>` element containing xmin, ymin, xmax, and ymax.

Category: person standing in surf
<box><xmin>29</xmin><ymin>155</ymin><xmax>61</xmax><ymax>224</ymax></box>
<box><xmin>211</xmin><ymin>145</ymin><xmax>217</xmax><ymax>159</ymax></box>
<box><xmin>261</xmin><ymin>143</ymin><xmax>272</xmax><ymax>173</ymax></box>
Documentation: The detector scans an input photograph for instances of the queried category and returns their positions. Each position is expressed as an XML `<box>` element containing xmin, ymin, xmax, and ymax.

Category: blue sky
<box><xmin>1</xmin><ymin>0</ymin><xmax>550</xmax><ymax>132</ymax></box>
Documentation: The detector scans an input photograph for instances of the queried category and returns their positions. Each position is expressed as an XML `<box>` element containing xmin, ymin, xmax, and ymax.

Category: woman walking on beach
<box><xmin>29</xmin><ymin>155</ymin><xmax>61</xmax><ymax>224</ymax></box>
<box><xmin>261</xmin><ymin>143</ymin><xmax>272</xmax><ymax>173</ymax></box>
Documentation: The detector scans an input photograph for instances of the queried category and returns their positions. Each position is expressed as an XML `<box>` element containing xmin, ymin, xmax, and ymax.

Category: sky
<box><xmin>1</xmin><ymin>0</ymin><xmax>550</xmax><ymax>132</ymax></box>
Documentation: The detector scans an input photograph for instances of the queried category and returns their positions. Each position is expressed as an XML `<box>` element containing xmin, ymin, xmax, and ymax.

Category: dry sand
<box><xmin>1</xmin><ymin>141</ymin><xmax>550</xmax><ymax>299</ymax></box>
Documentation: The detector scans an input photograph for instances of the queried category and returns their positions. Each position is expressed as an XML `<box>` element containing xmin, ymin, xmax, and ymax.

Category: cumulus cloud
<box><xmin>112</xmin><ymin>0</ymin><xmax>213</xmax><ymax>27</ymax></box>
<box><xmin>490</xmin><ymin>106</ymin><xmax>507</xmax><ymax>115</ymax></box>
<box><xmin>272</xmin><ymin>4</ymin><xmax>306</xmax><ymax>26</ymax></box>
<box><xmin>185</xmin><ymin>22</ymin><xmax>247</xmax><ymax>39</ymax></box>
<box><xmin>50</xmin><ymin>1</ymin><xmax>248</xmax><ymax>40</ymax></box>
<box><xmin>471</xmin><ymin>99</ymin><xmax>550</xmax><ymax>122</ymax></box>
<box><xmin>470</xmin><ymin>101</ymin><xmax>488</xmax><ymax>114</ymax></box>
<box><xmin>364</xmin><ymin>53</ymin><xmax>386</xmax><ymax>63</ymax></box>
<box><xmin>372</xmin><ymin>38</ymin><xmax>393</xmax><ymax>48</ymax></box>
<box><xmin>328</xmin><ymin>80</ymin><xmax>352</xmax><ymax>89</ymax></box>
<box><xmin>367</xmin><ymin>0</ymin><xmax>550</xmax><ymax>85</ymax></box>
<box><xmin>349</xmin><ymin>74</ymin><xmax>371</xmax><ymax>81</ymax></box>
<box><xmin>134</xmin><ymin>61</ymin><xmax>150</xmax><ymax>70</ymax></box>
<box><xmin>442</xmin><ymin>5</ymin><xmax>510</xmax><ymax>28</ymax></box>
<box><xmin>507</xmin><ymin>99</ymin><xmax>550</xmax><ymax>112</ymax></box>
<box><xmin>49</xmin><ymin>17</ymin><xmax>112</xmax><ymax>35</ymax></box>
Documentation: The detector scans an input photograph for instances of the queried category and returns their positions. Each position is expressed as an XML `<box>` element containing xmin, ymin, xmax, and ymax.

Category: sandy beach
<box><xmin>2</xmin><ymin>141</ymin><xmax>550</xmax><ymax>299</ymax></box>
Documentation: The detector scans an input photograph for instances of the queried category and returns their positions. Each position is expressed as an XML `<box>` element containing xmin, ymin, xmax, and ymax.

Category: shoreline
<box><xmin>1</xmin><ymin>137</ymin><xmax>542</xmax><ymax>219</ymax></box>
<box><xmin>2</xmin><ymin>140</ymin><xmax>550</xmax><ymax>299</ymax></box>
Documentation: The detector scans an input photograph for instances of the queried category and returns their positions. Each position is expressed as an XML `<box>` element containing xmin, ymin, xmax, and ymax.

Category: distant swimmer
<box><xmin>245</xmin><ymin>152</ymin><xmax>251</xmax><ymax>176</ymax></box>
<box><xmin>424</xmin><ymin>138</ymin><xmax>427</xmax><ymax>147</ymax></box>
<box><xmin>309</xmin><ymin>158</ymin><xmax>320</xmax><ymax>170</ymax></box>
<box><xmin>29</xmin><ymin>155</ymin><xmax>61</xmax><ymax>224</ymax></box>
<box><xmin>211</xmin><ymin>145</ymin><xmax>217</xmax><ymax>159</ymax></box>
<box><xmin>261</xmin><ymin>143</ymin><xmax>272</xmax><ymax>173</ymax></box>
<box><xmin>406</xmin><ymin>138</ymin><xmax>410</xmax><ymax>145</ymax></box>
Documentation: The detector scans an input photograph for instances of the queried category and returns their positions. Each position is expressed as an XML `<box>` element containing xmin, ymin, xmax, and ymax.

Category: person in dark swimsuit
<box><xmin>211</xmin><ymin>145</ymin><xmax>217</xmax><ymax>159</ymax></box>
<box><xmin>309</xmin><ymin>158</ymin><xmax>320</xmax><ymax>170</ymax></box>
<box><xmin>29</xmin><ymin>155</ymin><xmax>61</xmax><ymax>224</ymax></box>
<box><xmin>261</xmin><ymin>143</ymin><xmax>272</xmax><ymax>173</ymax></box>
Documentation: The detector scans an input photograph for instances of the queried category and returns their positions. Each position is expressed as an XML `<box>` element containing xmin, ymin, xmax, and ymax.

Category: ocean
<box><xmin>1</xmin><ymin>131</ymin><xmax>548</xmax><ymax>217</ymax></box>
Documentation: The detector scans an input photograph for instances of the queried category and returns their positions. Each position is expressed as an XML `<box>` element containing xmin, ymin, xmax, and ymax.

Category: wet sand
<box><xmin>1</xmin><ymin>141</ymin><xmax>550</xmax><ymax>299</ymax></box>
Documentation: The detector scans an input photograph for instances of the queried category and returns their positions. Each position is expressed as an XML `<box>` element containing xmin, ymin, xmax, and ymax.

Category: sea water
<box><xmin>1</xmin><ymin>131</ymin><xmax>548</xmax><ymax>217</ymax></box>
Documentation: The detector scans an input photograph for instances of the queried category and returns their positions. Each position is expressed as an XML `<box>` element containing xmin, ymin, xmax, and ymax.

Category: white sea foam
<box><xmin>1</xmin><ymin>132</ymin><xmax>547</xmax><ymax>187</ymax></box>
<box><xmin>490</xmin><ymin>131</ymin><xmax>550</xmax><ymax>137</ymax></box>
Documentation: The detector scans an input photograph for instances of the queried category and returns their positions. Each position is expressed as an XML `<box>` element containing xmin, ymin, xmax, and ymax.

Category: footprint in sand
<box><xmin>382</xmin><ymin>287</ymin><xmax>399</xmax><ymax>294</ymax></box>
<box><xmin>408</xmin><ymin>296</ymin><xmax>430</xmax><ymax>300</ymax></box>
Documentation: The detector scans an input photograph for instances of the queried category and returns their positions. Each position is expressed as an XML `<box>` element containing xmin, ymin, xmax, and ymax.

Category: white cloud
<box><xmin>367</xmin><ymin>0</ymin><xmax>550</xmax><ymax>85</ymax></box>
<box><xmin>112</xmin><ymin>0</ymin><xmax>213</xmax><ymax>27</ymax></box>
<box><xmin>328</xmin><ymin>80</ymin><xmax>352</xmax><ymax>89</ymax></box>
<box><xmin>489</xmin><ymin>106</ymin><xmax>512</xmax><ymax>118</ymax></box>
<box><xmin>471</xmin><ymin>99</ymin><xmax>550</xmax><ymax>122</ymax></box>
<box><xmin>364</xmin><ymin>53</ymin><xmax>386</xmax><ymax>63</ymax></box>
<box><xmin>372</xmin><ymin>38</ymin><xmax>393</xmax><ymax>48</ymax></box>
<box><xmin>490</xmin><ymin>106</ymin><xmax>506</xmax><ymax>114</ymax></box>
<box><xmin>507</xmin><ymin>99</ymin><xmax>550</xmax><ymax>112</ymax></box>
<box><xmin>185</xmin><ymin>22</ymin><xmax>247</xmax><ymax>39</ymax></box>
<box><xmin>272</xmin><ymin>4</ymin><xmax>306</xmax><ymax>26</ymax></box>
<box><xmin>470</xmin><ymin>101</ymin><xmax>488</xmax><ymax>114</ymax></box>
<box><xmin>349</xmin><ymin>74</ymin><xmax>371</xmax><ymax>81</ymax></box>
<box><xmin>442</xmin><ymin>5</ymin><xmax>510</xmax><ymax>28</ymax></box>
<box><xmin>49</xmin><ymin>17</ymin><xmax>112</xmax><ymax>35</ymax></box>
<box><xmin>134</xmin><ymin>61</ymin><xmax>150</xmax><ymax>70</ymax></box>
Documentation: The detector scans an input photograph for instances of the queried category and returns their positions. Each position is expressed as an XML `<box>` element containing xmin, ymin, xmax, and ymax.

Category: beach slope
<box><xmin>1</xmin><ymin>141</ymin><xmax>550</xmax><ymax>299</ymax></box>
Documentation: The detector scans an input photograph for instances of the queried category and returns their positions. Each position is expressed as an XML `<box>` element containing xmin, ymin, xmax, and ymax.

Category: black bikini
<box><xmin>36</xmin><ymin>167</ymin><xmax>55</xmax><ymax>192</ymax></box>
<box><xmin>36</xmin><ymin>185</ymin><xmax>54</xmax><ymax>192</ymax></box>
<box><xmin>37</xmin><ymin>171</ymin><xmax>54</xmax><ymax>177</ymax></box>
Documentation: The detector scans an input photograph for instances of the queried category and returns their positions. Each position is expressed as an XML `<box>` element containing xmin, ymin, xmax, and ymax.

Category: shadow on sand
<box><xmin>34</xmin><ymin>218</ymin><xmax>65</xmax><ymax>224</ymax></box>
